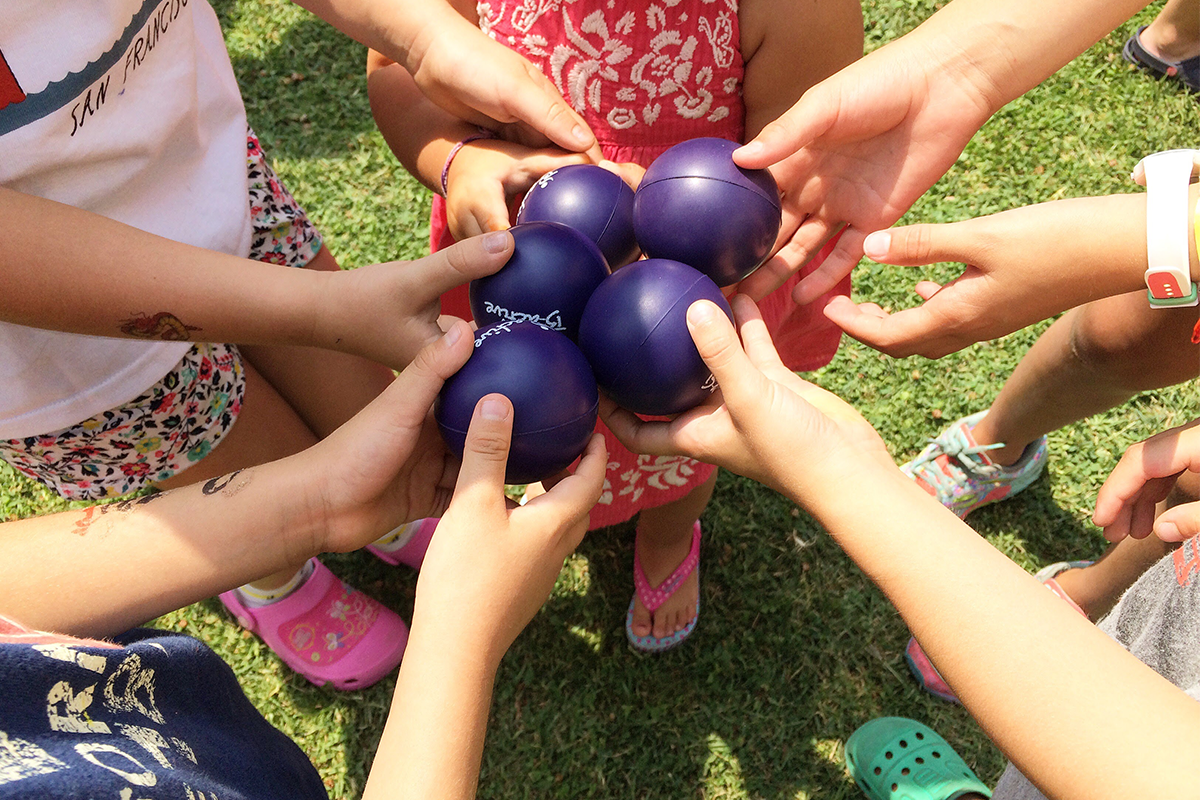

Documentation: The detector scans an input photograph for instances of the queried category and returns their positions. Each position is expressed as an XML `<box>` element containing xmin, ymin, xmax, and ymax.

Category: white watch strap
<box><xmin>1140</xmin><ymin>149</ymin><xmax>1198</xmax><ymax>307</ymax></box>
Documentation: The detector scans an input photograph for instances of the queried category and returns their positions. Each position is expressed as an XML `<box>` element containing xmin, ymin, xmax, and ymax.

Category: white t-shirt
<box><xmin>0</xmin><ymin>0</ymin><xmax>251</xmax><ymax>439</ymax></box>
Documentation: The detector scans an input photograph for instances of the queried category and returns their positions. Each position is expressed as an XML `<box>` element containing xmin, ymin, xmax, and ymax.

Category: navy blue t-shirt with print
<box><xmin>0</xmin><ymin>622</ymin><xmax>327</xmax><ymax>799</ymax></box>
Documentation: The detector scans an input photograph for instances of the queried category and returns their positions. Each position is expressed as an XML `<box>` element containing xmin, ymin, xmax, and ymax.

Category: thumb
<box><xmin>733</xmin><ymin>90</ymin><xmax>834</xmax><ymax>169</ymax></box>
<box><xmin>501</xmin><ymin>67</ymin><xmax>597</xmax><ymax>155</ymax></box>
<box><xmin>451</xmin><ymin>393</ymin><xmax>515</xmax><ymax>514</ymax></box>
<box><xmin>685</xmin><ymin>300</ymin><xmax>771</xmax><ymax>412</ymax></box>
<box><xmin>406</xmin><ymin>230</ymin><xmax>514</xmax><ymax>298</ymax></box>
<box><xmin>1152</xmin><ymin>499</ymin><xmax>1200</xmax><ymax>543</ymax></box>
<box><xmin>862</xmin><ymin>222</ymin><xmax>974</xmax><ymax>267</ymax></box>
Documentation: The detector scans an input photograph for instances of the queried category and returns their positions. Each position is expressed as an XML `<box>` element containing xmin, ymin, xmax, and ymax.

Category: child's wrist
<box><xmin>441</xmin><ymin>128</ymin><xmax>498</xmax><ymax>197</ymax></box>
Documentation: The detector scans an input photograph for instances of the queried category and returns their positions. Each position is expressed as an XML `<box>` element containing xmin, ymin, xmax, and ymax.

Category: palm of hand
<box><xmin>740</xmin><ymin>48</ymin><xmax>993</xmax><ymax>302</ymax></box>
<box><xmin>321</xmin><ymin>418</ymin><xmax>455</xmax><ymax>555</ymax></box>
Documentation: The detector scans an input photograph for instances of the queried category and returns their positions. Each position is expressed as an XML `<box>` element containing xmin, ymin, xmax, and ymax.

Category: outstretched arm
<box><xmin>733</xmin><ymin>0</ymin><xmax>1148</xmax><ymax>303</ymax></box>
<box><xmin>364</xmin><ymin>400</ymin><xmax>606</xmax><ymax>800</ymax></box>
<box><xmin>0</xmin><ymin>187</ymin><xmax>514</xmax><ymax>370</ymax></box>
<box><xmin>0</xmin><ymin>323</ymin><xmax>478</xmax><ymax>636</ymax></box>
<box><xmin>821</xmin><ymin>185</ymin><xmax>1199</xmax><ymax>358</ymax></box>
<box><xmin>602</xmin><ymin>295</ymin><xmax>1200</xmax><ymax>800</ymax></box>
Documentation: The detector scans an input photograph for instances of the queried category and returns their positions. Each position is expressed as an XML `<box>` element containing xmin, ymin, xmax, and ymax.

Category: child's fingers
<box><xmin>363</xmin><ymin>320</ymin><xmax>476</xmax><ymax>436</ymax></box>
<box><xmin>523</xmin><ymin>434</ymin><xmax>607</xmax><ymax>541</ymax></box>
<box><xmin>1152</xmin><ymin>499</ymin><xmax>1200</xmax><ymax>542</ymax></box>
<box><xmin>403</xmin><ymin>231</ymin><xmax>513</xmax><ymax>297</ymax></box>
<box><xmin>862</xmin><ymin>222</ymin><xmax>972</xmax><ymax>267</ymax></box>
<box><xmin>790</xmin><ymin>223</ymin><xmax>864</xmax><ymax>305</ymax></box>
<box><xmin>685</xmin><ymin>300</ymin><xmax>772</xmax><ymax>414</ymax></box>
<box><xmin>451</xmin><ymin>394</ymin><xmax>516</xmax><ymax>515</ymax></box>
<box><xmin>728</xmin><ymin>295</ymin><xmax>787</xmax><ymax>375</ymax></box>
<box><xmin>1094</xmin><ymin>422</ymin><xmax>1200</xmax><ymax>527</ymax></box>
<box><xmin>511</xmin><ymin>151</ymin><xmax>591</xmax><ymax>186</ymax></box>
<box><xmin>596</xmin><ymin>396</ymin><xmax>681</xmax><ymax>458</ymax></box>
<box><xmin>823</xmin><ymin>295</ymin><xmax>944</xmax><ymax>358</ymax></box>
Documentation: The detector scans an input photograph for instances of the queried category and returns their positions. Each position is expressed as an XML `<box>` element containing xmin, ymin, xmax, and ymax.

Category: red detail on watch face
<box><xmin>1148</xmin><ymin>271</ymin><xmax>1185</xmax><ymax>299</ymax></box>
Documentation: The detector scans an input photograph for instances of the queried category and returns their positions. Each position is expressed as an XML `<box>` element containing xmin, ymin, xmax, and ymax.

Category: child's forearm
<box><xmin>364</xmin><ymin>622</ymin><xmax>497</xmax><ymax>800</ymax></box>
<box><xmin>792</xmin><ymin>462</ymin><xmax>1200</xmax><ymax>800</ymax></box>
<box><xmin>905</xmin><ymin>0</ymin><xmax>1147</xmax><ymax>117</ymax></box>
<box><xmin>0</xmin><ymin>187</ymin><xmax>332</xmax><ymax>349</ymax></box>
<box><xmin>367</xmin><ymin>53</ymin><xmax>475</xmax><ymax>194</ymax></box>
<box><xmin>0</xmin><ymin>459</ymin><xmax>319</xmax><ymax>638</ymax></box>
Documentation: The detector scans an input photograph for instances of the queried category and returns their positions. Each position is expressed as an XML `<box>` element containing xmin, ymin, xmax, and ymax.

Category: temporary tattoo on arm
<box><xmin>201</xmin><ymin>469</ymin><xmax>253</xmax><ymax>499</ymax></box>
<box><xmin>118</xmin><ymin>311</ymin><xmax>201</xmax><ymax>341</ymax></box>
<box><xmin>72</xmin><ymin>492</ymin><xmax>166</xmax><ymax>536</ymax></box>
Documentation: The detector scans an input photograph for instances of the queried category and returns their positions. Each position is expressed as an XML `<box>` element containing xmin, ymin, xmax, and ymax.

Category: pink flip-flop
<box><xmin>366</xmin><ymin>517</ymin><xmax>439</xmax><ymax>569</ymax></box>
<box><xmin>626</xmin><ymin>521</ymin><xmax>701</xmax><ymax>653</ymax></box>
<box><xmin>220</xmin><ymin>558</ymin><xmax>408</xmax><ymax>690</ymax></box>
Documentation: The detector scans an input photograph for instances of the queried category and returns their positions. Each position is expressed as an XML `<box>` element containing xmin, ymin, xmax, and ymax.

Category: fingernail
<box><xmin>482</xmin><ymin>230</ymin><xmax>510</xmax><ymax>253</ymax></box>
<box><xmin>1156</xmin><ymin>521</ymin><xmax>1180</xmax><ymax>540</ymax></box>
<box><xmin>737</xmin><ymin>141</ymin><xmax>763</xmax><ymax>159</ymax></box>
<box><xmin>572</xmin><ymin>125</ymin><xmax>589</xmax><ymax>145</ymax></box>
<box><xmin>481</xmin><ymin>398</ymin><xmax>509</xmax><ymax>420</ymax></box>
<box><xmin>687</xmin><ymin>301</ymin><xmax>715</xmax><ymax>326</ymax></box>
<box><xmin>863</xmin><ymin>231</ymin><xmax>890</xmax><ymax>259</ymax></box>
<box><xmin>442</xmin><ymin>323</ymin><xmax>462</xmax><ymax>347</ymax></box>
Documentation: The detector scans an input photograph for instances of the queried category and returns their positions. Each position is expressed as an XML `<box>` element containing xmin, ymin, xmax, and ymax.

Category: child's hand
<box><xmin>445</xmin><ymin>140</ymin><xmax>591</xmax><ymax>240</ymax></box>
<box><xmin>325</xmin><ymin>231</ymin><xmax>513</xmax><ymax>369</ymax></box>
<box><xmin>402</xmin><ymin>8</ymin><xmax>600</xmax><ymax>158</ymax></box>
<box><xmin>818</xmin><ymin>194</ymin><xmax>1148</xmax><ymax>358</ymax></box>
<box><xmin>601</xmin><ymin>294</ymin><xmax>891</xmax><ymax>504</ymax></box>
<box><xmin>413</xmin><ymin>395</ymin><xmax>607</xmax><ymax>665</ymax></box>
<box><xmin>1094</xmin><ymin>419</ymin><xmax>1200</xmax><ymax>543</ymax></box>
<box><xmin>305</xmin><ymin>319</ymin><xmax>477</xmax><ymax>554</ymax></box>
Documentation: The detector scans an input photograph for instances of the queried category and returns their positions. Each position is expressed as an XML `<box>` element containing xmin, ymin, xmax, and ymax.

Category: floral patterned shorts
<box><xmin>0</xmin><ymin>128</ymin><xmax>323</xmax><ymax>500</ymax></box>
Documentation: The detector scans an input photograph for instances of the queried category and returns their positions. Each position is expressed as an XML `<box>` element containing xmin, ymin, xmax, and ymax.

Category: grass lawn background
<box><xmin>3</xmin><ymin>1</ymin><xmax>1198</xmax><ymax>797</ymax></box>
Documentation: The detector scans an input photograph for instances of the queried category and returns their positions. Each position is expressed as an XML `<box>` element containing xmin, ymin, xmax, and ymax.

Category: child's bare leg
<box><xmin>1055</xmin><ymin>471</ymin><xmax>1199</xmax><ymax>619</ymax></box>
<box><xmin>156</xmin><ymin>358</ymin><xmax>318</xmax><ymax>589</ymax></box>
<box><xmin>970</xmin><ymin>290</ymin><xmax>1200</xmax><ymax>466</ymax></box>
<box><xmin>1139</xmin><ymin>0</ymin><xmax>1200</xmax><ymax>62</ymax></box>
<box><xmin>630</xmin><ymin>472</ymin><xmax>718</xmax><ymax>639</ymax></box>
<box><xmin>238</xmin><ymin>246</ymin><xmax>395</xmax><ymax>438</ymax></box>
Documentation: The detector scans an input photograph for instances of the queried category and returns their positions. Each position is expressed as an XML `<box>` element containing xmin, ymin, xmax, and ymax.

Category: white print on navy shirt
<box><xmin>482</xmin><ymin>302</ymin><xmax>565</xmax><ymax>331</ymax></box>
<box><xmin>0</xmin><ymin>0</ymin><xmax>189</xmax><ymax>138</ymax></box>
<box><xmin>0</xmin><ymin>643</ymin><xmax>202</xmax><ymax>794</ymax></box>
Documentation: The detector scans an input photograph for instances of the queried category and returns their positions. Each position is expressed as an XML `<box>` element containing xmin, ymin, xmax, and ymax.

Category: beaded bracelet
<box><xmin>440</xmin><ymin>128</ymin><xmax>498</xmax><ymax>197</ymax></box>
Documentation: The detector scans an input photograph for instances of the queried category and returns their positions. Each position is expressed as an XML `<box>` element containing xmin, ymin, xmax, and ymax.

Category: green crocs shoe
<box><xmin>844</xmin><ymin>717</ymin><xmax>991</xmax><ymax>800</ymax></box>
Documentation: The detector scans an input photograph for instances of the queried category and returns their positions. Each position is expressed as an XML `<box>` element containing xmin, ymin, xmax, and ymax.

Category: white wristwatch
<box><xmin>1138</xmin><ymin>149</ymin><xmax>1198</xmax><ymax>308</ymax></box>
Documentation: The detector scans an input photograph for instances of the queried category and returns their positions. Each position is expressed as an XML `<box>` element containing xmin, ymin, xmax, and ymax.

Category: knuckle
<box><xmin>468</xmin><ymin>430</ymin><xmax>511</xmax><ymax>461</ymax></box>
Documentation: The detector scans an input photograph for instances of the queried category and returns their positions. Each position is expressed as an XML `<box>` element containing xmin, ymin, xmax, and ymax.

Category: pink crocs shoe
<box><xmin>366</xmin><ymin>517</ymin><xmax>438</xmax><ymax>569</ymax></box>
<box><xmin>220</xmin><ymin>558</ymin><xmax>408</xmax><ymax>690</ymax></box>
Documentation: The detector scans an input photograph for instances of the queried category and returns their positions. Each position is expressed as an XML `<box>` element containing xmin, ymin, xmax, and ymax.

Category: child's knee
<box><xmin>1068</xmin><ymin>301</ymin><xmax>1200</xmax><ymax>390</ymax></box>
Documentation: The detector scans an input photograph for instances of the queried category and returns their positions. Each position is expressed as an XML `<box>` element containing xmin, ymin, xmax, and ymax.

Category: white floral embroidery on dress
<box><xmin>506</xmin><ymin>0</ymin><xmax>739</xmax><ymax>131</ymax></box>
<box><xmin>478</xmin><ymin>2</ymin><xmax>503</xmax><ymax>36</ymax></box>
<box><xmin>601</xmin><ymin>454</ymin><xmax>698</xmax><ymax>505</ymax></box>
<box><xmin>509</xmin><ymin>0</ymin><xmax>571</xmax><ymax>34</ymax></box>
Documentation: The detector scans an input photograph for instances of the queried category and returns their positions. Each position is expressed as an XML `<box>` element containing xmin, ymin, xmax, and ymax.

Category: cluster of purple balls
<box><xmin>435</xmin><ymin>138</ymin><xmax>782</xmax><ymax>483</ymax></box>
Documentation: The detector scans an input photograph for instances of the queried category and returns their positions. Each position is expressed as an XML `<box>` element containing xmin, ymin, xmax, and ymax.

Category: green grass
<box><xmin>4</xmin><ymin>1</ymin><xmax>1198</xmax><ymax>797</ymax></box>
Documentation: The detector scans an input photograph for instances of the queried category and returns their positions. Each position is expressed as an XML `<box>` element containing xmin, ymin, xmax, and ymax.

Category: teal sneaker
<box><xmin>901</xmin><ymin>411</ymin><xmax>1048</xmax><ymax>519</ymax></box>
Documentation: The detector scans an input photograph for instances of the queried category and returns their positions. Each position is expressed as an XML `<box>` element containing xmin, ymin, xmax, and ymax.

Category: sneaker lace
<box><xmin>907</xmin><ymin>430</ymin><xmax>1005</xmax><ymax>497</ymax></box>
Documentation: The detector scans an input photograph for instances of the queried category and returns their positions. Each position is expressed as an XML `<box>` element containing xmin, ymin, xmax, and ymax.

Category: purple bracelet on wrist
<box><xmin>440</xmin><ymin>128</ymin><xmax>498</xmax><ymax>197</ymax></box>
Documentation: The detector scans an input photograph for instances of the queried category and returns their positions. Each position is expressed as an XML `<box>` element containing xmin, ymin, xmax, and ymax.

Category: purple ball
<box><xmin>577</xmin><ymin>259</ymin><xmax>732</xmax><ymax>416</ymax></box>
<box><xmin>469</xmin><ymin>222</ymin><xmax>610</xmax><ymax>341</ymax></box>
<box><xmin>436</xmin><ymin>321</ymin><xmax>599</xmax><ymax>484</ymax></box>
<box><xmin>517</xmin><ymin>164</ymin><xmax>639</xmax><ymax>268</ymax></box>
<box><xmin>633</xmin><ymin>137</ymin><xmax>781</xmax><ymax>287</ymax></box>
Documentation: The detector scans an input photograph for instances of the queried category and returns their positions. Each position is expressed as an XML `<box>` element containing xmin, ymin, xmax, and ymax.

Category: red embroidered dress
<box><xmin>432</xmin><ymin>0</ymin><xmax>849</xmax><ymax>528</ymax></box>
